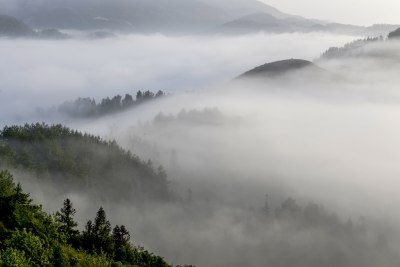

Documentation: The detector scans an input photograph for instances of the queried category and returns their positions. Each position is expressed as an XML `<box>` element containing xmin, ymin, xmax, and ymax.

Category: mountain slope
<box><xmin>0</xmin><ymin>14</ymin><xmax>35</xmax><ymax>37</ymax></box>
<box><xmin>219</xmin><ymin>12</ymin><xmax>399</xmax><ymax>35</ymax></box>
<box><xmin>2</xmin><ymin>0</ymin><xmax>397</xmax><ymax>35</ymax></box>
<box><xmin>0</xmin><ymin>170</ymin><xmax>176</xmax><ymax>266</ymax></box>
<box><xmin>0</xmin><ymin>14</ymin><xmax>69</xmax><ymax>38</ymax></box>
<box><xmin>0</xmin><ymin>0</ymin><xmax>295</xmax><ymax>32</ymax></box>
<box><xmin>237</xmin><ymin>59</ymin><xmax>325</xmax><ymax>79</ymax></box>
<box><xmin>198</xmin><ymin>0</ymin><xmax>290</xmax><ymax>19</ymax></box>
<box><xmin>0</xmin><ymin>123</ymin><xmax>171</xmax><ymax>202</ymax></box>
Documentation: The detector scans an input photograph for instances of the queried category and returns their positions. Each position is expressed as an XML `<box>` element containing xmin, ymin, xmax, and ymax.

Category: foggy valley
<box><xmin>1</xmin><ymin>1</ymin><xmax>400</xmax><ymax>267</ymax></box>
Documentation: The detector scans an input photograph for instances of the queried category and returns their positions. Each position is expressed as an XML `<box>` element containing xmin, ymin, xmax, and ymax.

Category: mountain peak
<box><xmin>238</xmin><ymin>59</ymin><xmax>323</xmax><ymax>79</ymax></box>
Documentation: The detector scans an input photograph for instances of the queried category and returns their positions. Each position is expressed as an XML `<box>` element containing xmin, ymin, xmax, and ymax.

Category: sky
<box><xmin>261</xmin><ymin>0</ymin><xmax>400</xmax><ymax>26</ymax></box>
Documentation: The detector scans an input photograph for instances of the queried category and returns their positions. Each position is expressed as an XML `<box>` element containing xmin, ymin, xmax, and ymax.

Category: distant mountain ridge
<box><xmin>0</xmin><ymin>14</ymin><xmax>35</xmax><ymax>36</ymax></box>
<box><xmin>0</xmin><ymin>14</ymin><xmax>68</xmax><ymax>38</ymax></box>
<box><xmin>1</xmin><ymin>0</ymin><xmax>397</xmax><ymax>35</ymax></box>
<box><xmin>0</xmin><ymin>0</ymin><xmax>285</xmax><ymax>33</ymax></box>
<box><xmin>219</xmin><ymin>12</ymin><xmax>399</xmax><ymax>35</ymax></box>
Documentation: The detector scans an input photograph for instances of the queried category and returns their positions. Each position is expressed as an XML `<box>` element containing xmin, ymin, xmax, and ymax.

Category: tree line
<box><xmin>58</xmin><ymin>90</ymin><xmax>165</xmax><ymax>118</ymax></box>
<box><xmin>0</xmin><ymin>123</ymin><xmax>172</xmax><ymax>202</ymax></box>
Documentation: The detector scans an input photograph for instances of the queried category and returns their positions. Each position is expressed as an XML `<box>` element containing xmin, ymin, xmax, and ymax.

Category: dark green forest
<box><xmin>0</xmin><ymin>123</ymin><xmax>171</xmax><ymax>202</ymax></box>
<box><xmin>0</xmin><ymin>170</ymin><xmax>193</xmax><ymax>266</ymax></box>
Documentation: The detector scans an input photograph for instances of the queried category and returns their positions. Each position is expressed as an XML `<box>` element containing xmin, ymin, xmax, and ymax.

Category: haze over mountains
<box><xmin>2</xmin><ymin>0</ymin><xmax>400</xmax><ymax>266</ymax></box>
<box><xmin>0</xmin><ymin>0</ymin><xmax>291</xmax><ymax>33</ymax></box>
<box><xmin>0</xmin><ymin>0</ymin><xmax>398</xmax><ymax>36</ymax></box>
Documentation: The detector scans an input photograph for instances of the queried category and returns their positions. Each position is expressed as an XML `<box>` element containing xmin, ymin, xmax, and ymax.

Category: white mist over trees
<box><xmin>1</xmin><ymin>1</ymin><xmax>400</xmax><ymax>266</ymax></box>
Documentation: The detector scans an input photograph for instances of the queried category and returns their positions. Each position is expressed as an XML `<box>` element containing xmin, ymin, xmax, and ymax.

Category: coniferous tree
<box><xmin>113</xmin><ymin>225</ymin><xmax>130</xmax><ymax>247</ymax></box>
<box><xmin>122</xmin><ymin>94</ymin><xmax>134</xmax><ymax>108</ymax></box>
<box><xmin>82</xmin><ymin>220</ymin><xmax>95</xmax><ymax>252</ymax></box>
<box><xmin>155</xmin><ymin>90</ymin><xmax>165</xmax><ymax>98</ymax></box>
<box><xmin>56</xmin><ymin>198</ymin><xmax>79</xmax><ymax>244</ymax></box>
<box><xmin>136</xmin><ymin>90</ymin><xmax>143</xmax><ymax>102</ymax></box>
<box><xmin>82</xmin><ymin>207</ymin><xmax>114</xmax><ymax>255</ymax></box>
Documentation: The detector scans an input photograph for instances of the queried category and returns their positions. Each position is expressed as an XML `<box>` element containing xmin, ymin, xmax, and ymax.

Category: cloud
<box><xmin>0</xmin><ymin>32</ymin><xmax>355</xmax><ymax>124</ymax></box>
<box><xmin>4</xmin><ymin>33</ymin><xmax>400</xmax><ymax>266</ymax></box>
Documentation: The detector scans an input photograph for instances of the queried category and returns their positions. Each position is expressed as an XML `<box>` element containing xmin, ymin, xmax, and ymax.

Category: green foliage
<box><xmin>0</xmin><ymin>123</ymin><xmax>171</xmax><ymax>202</ymax></box>
<box><xmin>62</xmin><ymin>246</ymin><xmax>113</xmax><ymax>267</ymax></box>
<box><xmin>0</xmin><ymin>170</ymin><xmax>16</xmax><ymax>198</ymax></box>
<box><xmin>52</xmin><ymin>245</ymin><xmax>69</xmax><ymax>267</ymax></box>
<box><xmin>0</xmin><ymin>248</ymin><xmax>30</xmax><ymax>267</ymax></box>
<box><xmin>5</xmin><ymin>229</ymin><xmax>51</xmax><ymax>266</ymax></box>
<box><xmin>0</xmin><ymin>170</ymin><xmax>183</xmax><ymax>267</ymax></box>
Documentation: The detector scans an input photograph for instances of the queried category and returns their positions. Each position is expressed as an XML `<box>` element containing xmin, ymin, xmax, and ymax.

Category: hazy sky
<box><xmin>261</xmin><ymin>0</ymin><xmax>400</xmax><ymax>25</ymax></box>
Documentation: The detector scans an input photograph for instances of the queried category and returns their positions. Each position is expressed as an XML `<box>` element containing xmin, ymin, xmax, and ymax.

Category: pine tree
<box><xmin>83</xmin><ymin>207</ymin><xmax>114</xmax><ymax>255</ymax></box>
<box><xmin>113</xmin><ymin>225</ymin><xmax>131</xmax><ymax>262</ymax></box>
<box><xmin>113</xmin><ymin>225</ymin><xmax>130</xmax><ymax>247</ymax></box>
<box><xmin>56</xmin><ymin>199</ymin><xmax>79</xmax><ymax>243</ymax></box>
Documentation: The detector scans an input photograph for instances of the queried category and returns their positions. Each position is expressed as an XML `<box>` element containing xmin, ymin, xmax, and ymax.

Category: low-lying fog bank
<box><xmin>0</xmin><ymin>32</ymin><xmax>355</xmax><ymax>127</ymax></box>
<box><xmin>3</xmin><ymin>33</ymin><xmax>400</xmax><ymax>266</ymax></box>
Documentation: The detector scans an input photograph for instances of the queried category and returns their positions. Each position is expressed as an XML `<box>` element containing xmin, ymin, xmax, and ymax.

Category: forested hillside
<box><xmin>0</xmin><ymin>170</ymin><xmax>191</xmax><ymax>266</ymax></box>
<box><xmin>58</xmin><ymin>90</ymin><xmax>165</xmax><ymax>119</ymax></box>
<box><xmin>319</xmin><ymin>27</ymin><xmax>400</xmax><ymax>60</ymax></box>
<box><xmin>0</xmin><ymin>123</ymin><xmax>171</xmax><ymax>202</ymax></box>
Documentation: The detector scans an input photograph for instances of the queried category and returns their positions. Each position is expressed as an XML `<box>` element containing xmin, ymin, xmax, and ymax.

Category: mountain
<box><xmin>0</xmin><ymin>14</ymin><xmax>35</xmax><ymax>37</ymax></box>
<box><xmin>0</xmin><ymin>0</ymin><xmax>284</xmax><ymax>33</ymax></box>
<box><xmin>1</xmin><ymin>0</ymin><xmax>397</xmax><ymax>35</ymax></box>
<box><xmin>317</xmin><ymin>23</ymin><xmax>399</xmax><ymax>36</ymax></box>
<box><xmin>237</xmin><ymin>59</ymin><xmax>325</xmax><ymax>79</ymax></box>
<box><xmin>319</xmin><ymin>27</ymin><xmax>400</xmax><ymax>60</ymax></box>
<box><xmin>198</xmin><ymin>0</ymin><xmax>291</xmax><ymax>19</ymax></box>
<box><xmin>219</xmin><ymin>12</ymin><xmax>399</xmax><ymax>35</ymax></box>
<box><xmin>0</xmin><ymin>123</ymin><xmax>171</xmax><ymax>202</ymax></box>
<box><xmin>219</xmin><ymin>12</ymin><xmax>317</xmax><ymax>34</ymax></box>
<box><xmin>0</xmin><ymin>170</ymin><xmax>178</xmax><ymax>266</ymax></box>
<box><xmin>388</xmin><ymin>27</ymin><xmax>400</xmax><ymax>39</ymax></box>
<box><xmin>0</xmin><ymin>14</ymin><xmax>69</xmax><ymax>38</ymax></box>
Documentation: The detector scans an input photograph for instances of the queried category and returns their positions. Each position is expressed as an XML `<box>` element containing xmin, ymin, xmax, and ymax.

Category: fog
<box><xmin>0</xmin><ymin>32</ymin><xmax>355</xmax><ymax>126</ymax></box>
<box><xmin>3</xmin><ymin>33</ymin><xmax>400</xmax><ymax>266</ymax></box>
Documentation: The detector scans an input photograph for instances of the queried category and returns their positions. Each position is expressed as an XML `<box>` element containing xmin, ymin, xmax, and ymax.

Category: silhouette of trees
<box><xmin>320</xmin><ymin>36</ymin><xmax>383</xmax><ymax>59</ymax></box>
<box><xmin>58</xmin><ymin>90</ymin><xmax>165</xmax><ymax>118</ymax></box>
<box><xmin>122</xmin><ymin>94</ymin><xmax>134</xmax><ymax>108</ymax></box>
<box><xmin>82</xmin><ymin>207</ymin><xmax>114</xmax><ymax>255</ymax></box>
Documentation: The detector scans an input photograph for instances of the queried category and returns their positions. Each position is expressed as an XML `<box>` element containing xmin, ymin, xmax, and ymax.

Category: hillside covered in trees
<box><xmin>319</xmin><ymin>27</ymin><xmax>400</xmax><ymax>60</ymax></box>
<box><xmin>0</xmin><ymin>123</ymin><xmax>171</xmax><ymax>202</ymax></box>
<box><xmin>0</xmin><ymin>170</ymin><xmax>191</xmax><ymax>266</ymax></box>
<box><xmin>320</xmin><ymin>36</ymin><xmax>384</xmax><ymax>59</ymax></box>
<box><xmin>0</xmin><ymin>122</ymin><xmax>397</xmax><ymax>266</ymax></box>
<box><xmin>58</xmin><ymin>90</ymin><xmax>165</xmax><ymax>119</ymax></box>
